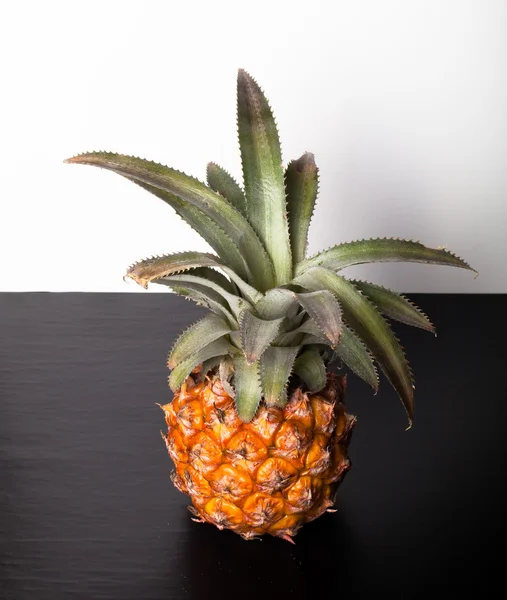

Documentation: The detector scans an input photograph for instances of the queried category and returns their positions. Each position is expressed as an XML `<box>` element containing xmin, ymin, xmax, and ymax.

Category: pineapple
<box><xmin>65</xmin><ymin>69</ymin><xmax>475</xmax><ymax>542</ymax></box>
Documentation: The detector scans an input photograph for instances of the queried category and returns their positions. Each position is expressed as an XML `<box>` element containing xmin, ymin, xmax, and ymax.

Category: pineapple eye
<box><xmin>255</xmin><ymin>457</ymin><xmax>298</xmax><ymax>493</ymax></box>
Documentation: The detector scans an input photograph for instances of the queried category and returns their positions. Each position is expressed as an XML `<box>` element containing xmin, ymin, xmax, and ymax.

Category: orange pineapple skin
<box><xmin>161</xmin><ymin>372</ymin><xmax>356</xmax><ymax>542</ymax></box>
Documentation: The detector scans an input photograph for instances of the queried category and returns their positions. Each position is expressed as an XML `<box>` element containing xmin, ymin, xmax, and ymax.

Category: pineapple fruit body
<box><xmin>162</xmin><ymin>371</ymin><xmax>355</xmax><ymax>542</ymax></box>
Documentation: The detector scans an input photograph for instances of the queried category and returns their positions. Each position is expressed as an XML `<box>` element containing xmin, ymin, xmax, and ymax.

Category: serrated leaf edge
<box><xmin>350</xmin><ymin>279</ymin><xmax>436</xmax><ymax>333</ymax></box>
<box><xmin>298</xmin><ymin>237</ymin><xmax>477</xmax><ymax>275</ymax></box>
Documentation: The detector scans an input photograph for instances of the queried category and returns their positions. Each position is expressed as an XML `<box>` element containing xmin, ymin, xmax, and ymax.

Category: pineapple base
<box><xmin>161</xmin><ymin>371</ymin><xmax>356</xmax><ymax>542</ymax></box>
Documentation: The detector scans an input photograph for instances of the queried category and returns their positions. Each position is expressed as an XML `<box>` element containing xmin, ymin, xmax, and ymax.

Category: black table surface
<box><xmin>0</xmin><ymin>293</ymin><xmax>506</xmax><ymax>599</ymax></box>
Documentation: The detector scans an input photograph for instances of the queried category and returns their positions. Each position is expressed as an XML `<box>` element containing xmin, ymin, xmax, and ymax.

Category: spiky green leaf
<box><xmin>295</xmin><ymin>267</ymin><xmax>414</xmax><ymax>426</ymax></box>
<box><xmin>260</xmin><ymin>346</ymin><xmax>299</xmax><ymax>406</ymax></box>
<box><xmin>297</xmin><ymin>238</ymin><xmax>476</xmax><ymax>276</ymax></box>
<box><xmin>284</xmin><ymin>310</ymin><xmax>307</xmax><ymax>331</ymax></box>
<box><xmin>274</xmin><ymin>316</ymin><xmax>323</xmax><ymax>346</ymax></box>
<box><xmin>255</xmin><ymin>288</ymin><xmax>299</xmax><ymax>320</ymax></box>
<box><xmin>222</xmin><ymin>274</ymin><xmax>262</xmax><ymax>306</ymax></box>
<box><xmin>201</xmin><ymin>357</ymin><xmax>223</xmax><ymax>376</ymax></box>
<box><xmin>187</xmin><ymin>267</ymin><xmax>235</xmax><ymax>294</ymax></box>
<box><xmin>158</xmin><ymin>272</ymin><xmax>251</xmax><ymax>321</ymax></box>
<box><xmin>278</xmin><ymin>316</ymin><xmax>336</xmax><ymax>346</ymax></box>
<box><xmin>206</xmin><ymin>162</ymin><xmax>247</xmax><ymax>217</ymax></box>
<box><xmin>127</xmin><ymin>179</ymin><xmax>251</xmax><ymax>280</ymax></box>
<box><xmin>292</xmin><ymin>349</ymin><xmax>327</xmax><ymax>392</ymax></box>
<box><xmin>304</xmin><ymin>334</ymin><xmax>329</xmax><ymax>345</ymax></box>
<box><xmin>239</xmin><ymin>310</ymin><xmax>284</xmax><ymax>364</ymax></box>
<box><xmin>126</xmin><ymin>251</ymin><xmax>261</xmax><ymax>305</ymax></box>
<box><xmin>234</xmin><ymin>355</ymin><xmax>262</xmax><ymax>422</ymax></box>
<box><xmin>169</xmin><ymin>337</ymin><xmax>235</xmax><ymax>391</ymax></box>
<box><xmin>228</xmin><ymin>331</ymin><xmax>241</xmax><ymax>349</ymax></box>
<box><xmin>160</xmin><ymin>282</ymin><xmax>236</xmax><ymax>327</ymax></box>
<box><xmin>335</xmin><ymin>326</ymin><xmax>378</xmax><ymax>390</ymax></box>
<box><xmin>293</xmin><ymin>291</ymin><xmax>342</xmax><ymax>348</ymax></box>
<box><xmin>275</xmin><ymin>330</ymin><xmax>305</xmax><ymax>347</ymax></box>
<box><xmin>219</xmin><ymin>356</ymin><xmax>236</xmax><ymax>398</ymax></box>
<box><xmin>64</xmin><ymin>152</ymin><xmax>275</xmax><ymax>291</ymax></box>
<box><xmin>237</xmin><ymin>69</ymin><xmax>292</xmax><ymax>285</ymax></box>
<box><xmin>285</xmin><ymin>153</ymin><xmax>319</xmax><ymax>265</ymax></box>
<box><xmin>168</xmin><ymin>314</ymin><xmax>232</xmax><ymax>369</ymax></box>
<box><xmin>351</xmin><ymin>280</ymin><xmax>435</xmax><ymax>332</ymax></box>
<box><xmin>126</xmin><ymin>251</ymin><xmax>217</xmax><ymax>289</ymax></box>
<box><xmin>297</xmin><ymin>318</ymin><xmax>328</xmax><ymax>338</ymax></box>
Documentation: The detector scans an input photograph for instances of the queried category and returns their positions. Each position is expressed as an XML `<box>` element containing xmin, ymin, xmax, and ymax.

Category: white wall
<box><xmin>1</xmin><ymin>0</ymin><xmax>505</xmax><ymax>292</ymax></box>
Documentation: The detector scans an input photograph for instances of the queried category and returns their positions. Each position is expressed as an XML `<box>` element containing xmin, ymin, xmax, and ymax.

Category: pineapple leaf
<box><xmin>222</xmin><ymin>274</ymin><xmax>263</xmax><ymax>306</ymax></box>
<box><xmin>126</xmin><ymin>178</ymin><xmax>251</xmax><ymax>281</ymax></box>
<box><xmin>126</xmin><ymin>252</ymin><xmax>261</xmax><ymax>305</ymax></box>
<box><xmin>293</xmin><ymin>291</ymin><xmax>342</xmax><ymax>348</ymax></box>
<box><xmin>274</xmin><ymin>330</ymin><xmax>305</xmax><ymax>347</ymax></box>
<box><xmin>278</xmin><ymin>310</ymin><xmax>307</xmax><ymax>337</ymax></box>
<box><xmin>292</xmin><ymin>349</ymin><xmax>327</xmax><ymax>392</ymax></box>
<box><xmin>160</xmin><ymin>282</ymin><xmax>237</xmax><ymax>327</ymax></box>
<box><xmin>295</xmin><ymin>267</ymin><xmax>414</xmax><ymax>426</ymax></box>
<box><xmin>169</xmin><ymin>337</ymin><xmax>236</xmax><ymax>391</ymax></box>
<box><xmin>158</xmin><ymin>271</ymin><xmax>252</xmax><ymax>321</ymax></box>
<box><xmin>297</xmin><ymin>318</ymin><xmax>328</xmax><ymax>338</ymax></box>
<box><xmin>234</xmin><ymin>355</ymin><xmax>262</xmax><ymax>422</ymax></box>
<box><xmin>206</xmin><ymin>162</ymin><xmax>247</xmax><ymax>217</ymax></box>
<box><xmin>351</xmin><ymin>280</ymin><xmax>435</xmax><ymax>332</ymax></box>
<box><xmin>239</xmin><ymin>309</ymin><xmax>285</xmax><ymax>364</ymax></box>
<box><xmin>201</xmin><ymin>356</ymin><xmax>223</xmax><ymax>377</ymax></box>
<box><xmin>285</xmin><ymin>153</ymin><xmax>319</xmax><ymax>265</ymax></box>
<box><xmin>228</xmin><ymin>331</ymin><xmax>241</xmax><ymax>349</ymax></box>
<box><xmin>277</xmin><ymin>316</ymin><xmax>333</xmax><ymax>346</ymax></box>
<box><xmin>260</xmin><ymin>346</ymin><xmax>300</xmax><ymax>406</ymax></box>
<box><xmin>297</xmin><ymin>238</ymin><xmax>477</xmax><ymax>276</ymax></box>
<box><xmin>255</xmin><ymin>288</ymin><xmax>299</xmax><ymax>320</ymax></box>
<box><xmin>167</xmin><ymin>314</ymin><xmax>232</xmax><ymax>370</ymax></box>
<box><xmin>274</xmin><ymin>317</ymin><xmax>324</xmax><ymax>346</ymax></box>
<box><xmin>185</xmin><ymin>267</ymin><xmax>236</xmax><ymax>295</ymax></box>
<box><xmin>219</xmin><ymin>356</ymin><xmax>236</xmax><ymax>398</ymax></box>
<box><xmin>237</xmin><ymin>69</ymin><xmax>292</xmax><ymax>285</ymax></box>
<box><xmin>300</xmin><ymin>334</ymin><xmax>331</xmax><ymax>347</ymax></box>
<box><xmin>335</xmin><ymin>326</ymin><xmax>379</xmax><ymax>390</ymax></box>
<box><xmin>64</xmin><ymin>152</ymin><xmax>275</xmax><ymax>291</ymax></box>
<box><xmin>126</xmin><ymin>251</ymin><xmax>219</xmax><ymax>288</ymax></box>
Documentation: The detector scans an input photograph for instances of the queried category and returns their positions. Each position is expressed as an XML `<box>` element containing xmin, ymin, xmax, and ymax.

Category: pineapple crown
<box><xmin>65</xmin><ymin>69</ymin><xmax>476</xmax><ymax>427</ymax></box>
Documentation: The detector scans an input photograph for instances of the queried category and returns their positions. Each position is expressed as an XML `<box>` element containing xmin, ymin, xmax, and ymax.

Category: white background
<box><xmin>1</xmin><ymin>0</ymin><xmax>505</xmax><ymax>292</ymax></box>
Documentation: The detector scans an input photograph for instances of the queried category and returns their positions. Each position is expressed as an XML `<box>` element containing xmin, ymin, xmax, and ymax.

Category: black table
<box><xmin>1</xmin><ymin>293</ymin><xmax>506</xmax><ymax>599</ymax></box>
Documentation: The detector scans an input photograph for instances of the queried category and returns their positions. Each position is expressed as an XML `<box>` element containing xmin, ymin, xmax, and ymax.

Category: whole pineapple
<box><xmin>65</xmin><ymin>69</ymin><xmax>475</xmax><ymax>542</ymax></box>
